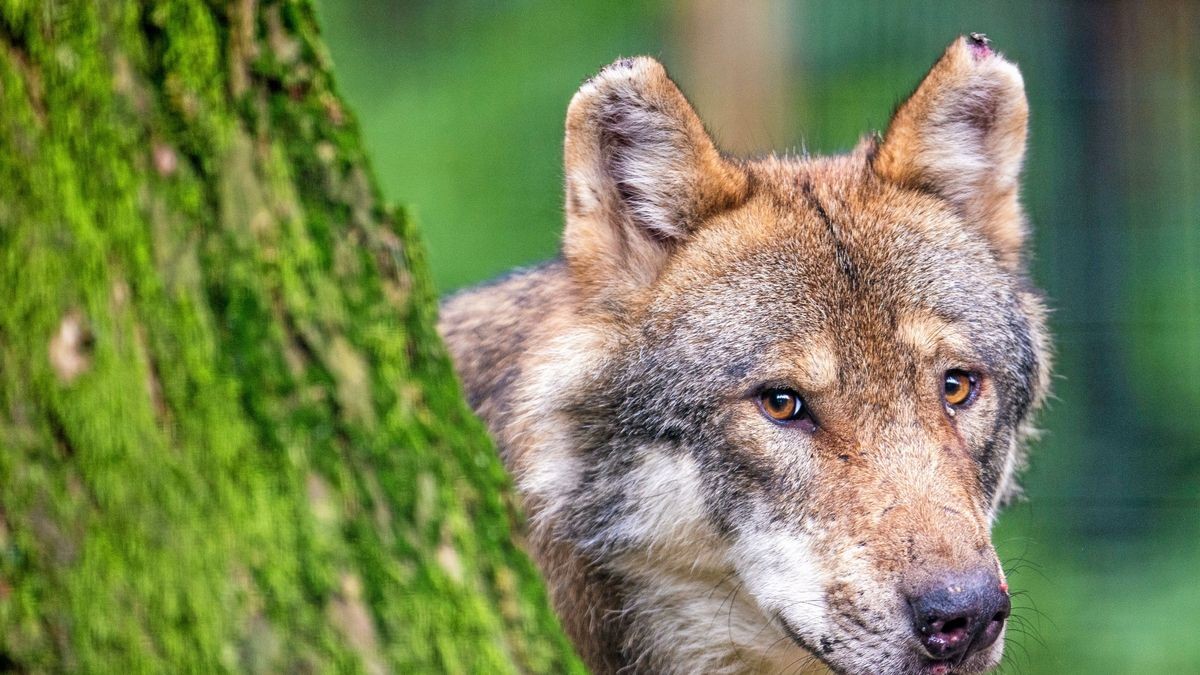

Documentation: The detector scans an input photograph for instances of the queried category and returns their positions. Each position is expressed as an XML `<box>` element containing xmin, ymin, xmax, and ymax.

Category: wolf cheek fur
<box><xmin>439</xmin><ymin>35</ymin><xmax>1051</xmax><ymax>675</ymax></box>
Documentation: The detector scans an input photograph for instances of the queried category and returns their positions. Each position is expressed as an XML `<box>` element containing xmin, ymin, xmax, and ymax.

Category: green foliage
<box><xmin>0</xmin><ymin>1</ymin><xmax>582</xmax><ymax>672</ymax></box>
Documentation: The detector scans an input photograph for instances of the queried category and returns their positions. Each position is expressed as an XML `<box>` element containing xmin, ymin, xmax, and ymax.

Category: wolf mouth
<box><xmin>777</xmin><ymin>615</ymin><xmax>996</xmax><ymax>675</ymax></box>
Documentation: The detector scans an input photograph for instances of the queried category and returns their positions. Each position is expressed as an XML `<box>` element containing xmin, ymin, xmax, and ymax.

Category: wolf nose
<box><xmin>908</xmin><ymin>570</ymin><xmax>1010</xmax><ymax>662</ymax></box>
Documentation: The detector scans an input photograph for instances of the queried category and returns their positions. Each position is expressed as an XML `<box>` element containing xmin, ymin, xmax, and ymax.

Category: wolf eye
<box><xmin>757</xmin><ymin>388</ymin><xmax>815</xmax><ymax>430</ymax></box>
<box><xmin>943</xmin><ymin>370</ymin><xmax>977</xmax><ymax>407</ymax></box>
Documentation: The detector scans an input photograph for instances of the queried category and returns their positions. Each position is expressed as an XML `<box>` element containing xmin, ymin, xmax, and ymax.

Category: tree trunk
<box><xmin>0</xmin><ymin>1</ymin><xmax>581</xmax><ymax>672</ymax></box>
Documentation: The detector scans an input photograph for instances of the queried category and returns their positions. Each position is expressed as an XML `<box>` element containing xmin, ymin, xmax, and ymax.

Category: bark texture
<box><xmin>0</xmin><ymin>1</ymin><xmax>582</xmax><ymax>672</ymax></box>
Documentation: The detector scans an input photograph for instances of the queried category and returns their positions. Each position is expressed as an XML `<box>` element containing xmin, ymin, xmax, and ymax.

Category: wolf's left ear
<box><xmin>562</xmin><ymin>57</ymin><xmax>748</xmax><ymax>298</ymax></box>
<box><xmin>873</xmin><ymin>35</ymin><xmax>1029</xmax><ymax>267</ymax></box>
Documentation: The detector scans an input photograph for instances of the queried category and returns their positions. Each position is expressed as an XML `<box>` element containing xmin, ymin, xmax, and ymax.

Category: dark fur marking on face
<box><xmin>562</xmin><ymin>453</ymin><xmax>634</xmax><ymax>546</ymax></box>
<box><xmin>977</xmin><ymin>422</ymin><xmax>1007</xmax><ymax>501</ymax></box>
<box><xmin>723</xmin><ymin>360</ymin><xmax>751</xmax><ymax>381</ymax></box>
<box><xmin>801</xmin><ymin>180</ymin><xmax>858</xmax><ymax>286</ymax></box>
<box><xmin>781</xmin><ymin>618</ymin><xmax>828</xmax><ymax>662</ymax></box>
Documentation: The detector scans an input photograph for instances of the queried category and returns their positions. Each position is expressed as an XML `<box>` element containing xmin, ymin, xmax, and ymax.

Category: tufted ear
<box><xmin>562</xmin><ymin>57</ymin><xmax>749</xmax><ymax>299</ymax></box>
<box><xmin>873</xmin><ymin>35</ymin><xmax>1030</xmax><ymax>268</ymax></box>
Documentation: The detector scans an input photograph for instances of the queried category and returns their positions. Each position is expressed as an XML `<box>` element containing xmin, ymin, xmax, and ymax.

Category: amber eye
<box><xmin>758</xmin><ymin>388</ymin><xmax>812</xmax><ymax>427</ymax></box>
<box><xmin>943</xmin><ymin>370</ymin><xmax>976</xmax><ymax>407</ymax></box>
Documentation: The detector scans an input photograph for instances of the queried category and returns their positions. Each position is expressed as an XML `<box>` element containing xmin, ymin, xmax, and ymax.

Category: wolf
<box><xmin>439</xmin><ymin>34</ymin><xmax>1051</xmax><ymax>674</ymax></box>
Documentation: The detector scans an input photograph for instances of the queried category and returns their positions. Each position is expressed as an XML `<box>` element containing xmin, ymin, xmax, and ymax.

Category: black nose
<box><xmin>908</xmin><ymin>569</ymin><xmax>1011</xmax><ymax>662</ymax></box>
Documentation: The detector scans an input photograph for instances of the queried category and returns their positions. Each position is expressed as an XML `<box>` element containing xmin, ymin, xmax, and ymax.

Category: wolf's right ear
<box><xmin>562</xmin><ymin>57</ymin><xmax>748</xmax><ymax>299</ymax></box>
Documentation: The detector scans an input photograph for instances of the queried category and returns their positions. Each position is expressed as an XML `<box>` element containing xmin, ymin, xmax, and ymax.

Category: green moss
<box><xmin>0</xmin><ymin>1</ymin><xmax>583</xmax><ymax>672</ymax></box>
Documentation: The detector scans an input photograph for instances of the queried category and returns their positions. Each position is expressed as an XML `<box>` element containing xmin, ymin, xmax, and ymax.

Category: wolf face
<box><xmin>440</xmin><ymin>35</ymin><xmax>1050</xmax><ymax>675</ymax></box>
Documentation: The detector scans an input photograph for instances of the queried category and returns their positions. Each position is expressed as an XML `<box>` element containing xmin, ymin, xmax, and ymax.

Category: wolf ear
<box><xmin>873</xmin><ymin>35</ymin><xmax>1029</xmax><ymax>267</ymax></box>
<box><xmin>562</xmin><ymin>57</ymin><xmax>748</xmax><ymax>297</ymax></box>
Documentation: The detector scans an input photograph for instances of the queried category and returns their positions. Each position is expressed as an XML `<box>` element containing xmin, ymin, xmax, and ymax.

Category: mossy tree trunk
<box><xmin>0</xmin><ymin>1</ymin><xmax>581</xmax><ymax>672</ymax></box>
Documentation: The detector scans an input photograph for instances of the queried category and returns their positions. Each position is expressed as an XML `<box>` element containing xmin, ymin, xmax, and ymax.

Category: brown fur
<box><xmin>440</xmin><ymin>36</ymin><xmax>1050</xmax><ymax>674</ymax></box>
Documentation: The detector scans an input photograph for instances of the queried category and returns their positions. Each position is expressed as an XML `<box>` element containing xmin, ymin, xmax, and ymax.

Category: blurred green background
<box><xmin>315</xmin><ymin>1</ymin><xmax>1200</xmax><ymax>672</ymax></box>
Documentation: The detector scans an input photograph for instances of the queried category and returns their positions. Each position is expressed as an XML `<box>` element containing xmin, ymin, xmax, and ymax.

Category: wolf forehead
<box><xmin>625</xmin><ymin>159</ymin><xmax>1041</xmax><ymax>381</ymax></box>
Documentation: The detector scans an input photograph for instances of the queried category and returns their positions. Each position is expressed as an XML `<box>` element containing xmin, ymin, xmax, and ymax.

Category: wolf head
<box><xmin>517</xmin><ymin>36</ymin><xmax>1049</xmax><ymax>674</ymax></box>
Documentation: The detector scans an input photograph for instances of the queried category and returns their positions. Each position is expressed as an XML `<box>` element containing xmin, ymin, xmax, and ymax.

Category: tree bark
<box><xmin>0</xmin><ymin>1</ymin><xmax>582</xmax><ymax>672</ymax></box>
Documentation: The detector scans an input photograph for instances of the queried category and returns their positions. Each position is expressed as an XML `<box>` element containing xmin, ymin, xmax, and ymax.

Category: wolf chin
<box><xmin>439</xmin><ymin>34</ymin><xmax>1051</xmax><ymax>675</ymax></box>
